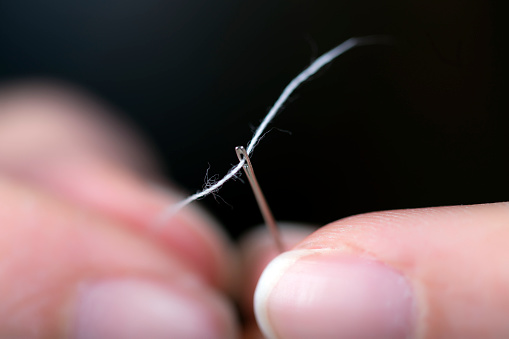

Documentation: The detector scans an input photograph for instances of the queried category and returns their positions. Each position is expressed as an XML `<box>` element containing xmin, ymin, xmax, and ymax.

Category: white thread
<box><xmin>158</xmin><ymin>36</ymin><xmax>388</xmax><ymax>223</ymax></box>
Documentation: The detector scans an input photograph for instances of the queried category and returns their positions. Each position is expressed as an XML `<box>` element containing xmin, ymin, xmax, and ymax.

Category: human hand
<box><xmin>252</xmin><ymin>203</ymin><xmax>509</xmax><ymax>338</ymax></box>
<box><xmin>0</xmin><ymin>81</ymin><xmax>238</xmax><ymax>338</ymax></box>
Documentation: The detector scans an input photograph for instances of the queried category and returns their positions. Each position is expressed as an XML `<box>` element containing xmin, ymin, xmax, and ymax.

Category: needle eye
<box><xmin>235</xmin><ymin>146</ymin><xmax>284</xmax><ymax>252</ymax></box>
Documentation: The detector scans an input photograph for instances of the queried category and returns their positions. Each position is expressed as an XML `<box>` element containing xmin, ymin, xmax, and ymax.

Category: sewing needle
<box><xmin>235</xmin><ymin>146</ymin><xmax>284</xmax><ymax>252</ymax></box>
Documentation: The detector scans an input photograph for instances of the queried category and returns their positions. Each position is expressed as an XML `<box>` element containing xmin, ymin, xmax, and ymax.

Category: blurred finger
<box><xmin>0</xmin><ymin>177</ymin><xmax>237</xmax><ymax>339</ymax></box>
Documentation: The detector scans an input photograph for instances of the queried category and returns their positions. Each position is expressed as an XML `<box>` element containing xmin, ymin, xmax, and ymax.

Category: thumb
<box><xmin>254</xmin><ymin>203</ymin><xmax>509</xmax><ymax>339</ymax></box>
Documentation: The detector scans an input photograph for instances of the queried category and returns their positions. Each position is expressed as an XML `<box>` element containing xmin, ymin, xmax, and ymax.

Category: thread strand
<box><xmin>158</xmin><ymin>36</ymin><xmax>388</xmax><ymax>223</ymax></box>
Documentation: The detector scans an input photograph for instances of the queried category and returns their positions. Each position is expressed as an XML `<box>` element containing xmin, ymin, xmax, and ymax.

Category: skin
<box><xmin>0</xmin><ymin>80</ymin><xmax>508</xmax><ymax>338</ymax></box>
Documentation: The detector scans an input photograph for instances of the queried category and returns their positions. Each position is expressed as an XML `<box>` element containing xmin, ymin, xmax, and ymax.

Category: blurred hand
<box><xmin>0</xmin><ymin>81</ymin><xmax>238</xmax><ymax>338</ymax></box>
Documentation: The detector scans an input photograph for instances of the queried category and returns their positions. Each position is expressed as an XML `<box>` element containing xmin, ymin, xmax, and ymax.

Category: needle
<box><xmin>235</xmin><ymin>146</ymin><xmax>284</xmax><ymax>252</ymax></box>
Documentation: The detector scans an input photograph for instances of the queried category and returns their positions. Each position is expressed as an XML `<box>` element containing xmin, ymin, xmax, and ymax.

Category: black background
<box><xmin>0</xmin><ymin>0</ymin><xmax>505</xmax><ymax>238</ymax></box>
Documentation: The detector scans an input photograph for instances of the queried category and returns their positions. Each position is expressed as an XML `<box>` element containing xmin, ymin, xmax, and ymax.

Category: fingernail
<box><xmin>254</xmin><ymin>249</ymin><xmax>415</xmax><ymax>339</ymax></box>
<box><xmin>73</xmin><ymin>279</ymin><xmax>236</xmax><ymax>339</ymax></box>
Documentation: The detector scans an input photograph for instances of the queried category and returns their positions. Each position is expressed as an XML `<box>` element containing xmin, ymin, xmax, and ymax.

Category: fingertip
<box><xmin>254</xmin><ymin>249</ymin><xmax>415</xmax><ymax>339</ymax></box>
<box><xmin>257</xmin><ymin>203</ymin><xmax>509</xmax><ymax>338</ymax></box>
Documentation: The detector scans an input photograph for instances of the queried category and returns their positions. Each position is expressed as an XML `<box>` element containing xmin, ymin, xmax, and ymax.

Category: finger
<box><xmin>0</xmin><ymin>81</ymin><xmax>236</xmax><ymax>290</ymax></box>
<box><xmin>254</xmin><ymin>203</ymin><xmax>509</xmax><ymax>339</ymax></box>
<box><xmin>0</xmin><ymin>177</ymin><xmax>237</xmax><ymax>339</ymax></box>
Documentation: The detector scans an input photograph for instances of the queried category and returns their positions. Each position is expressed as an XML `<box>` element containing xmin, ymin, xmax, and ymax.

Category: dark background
<box><xmin>0</xmin><ymin>0</ymin><xmax>505</xmax><ymax>238</ymax></box>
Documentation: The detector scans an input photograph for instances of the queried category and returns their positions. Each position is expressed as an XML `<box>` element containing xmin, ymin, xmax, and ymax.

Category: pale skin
<box><xmin>0</xmin><ymin>81</ymin><xmax>507</xmax><ymax>339</ymax></box>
